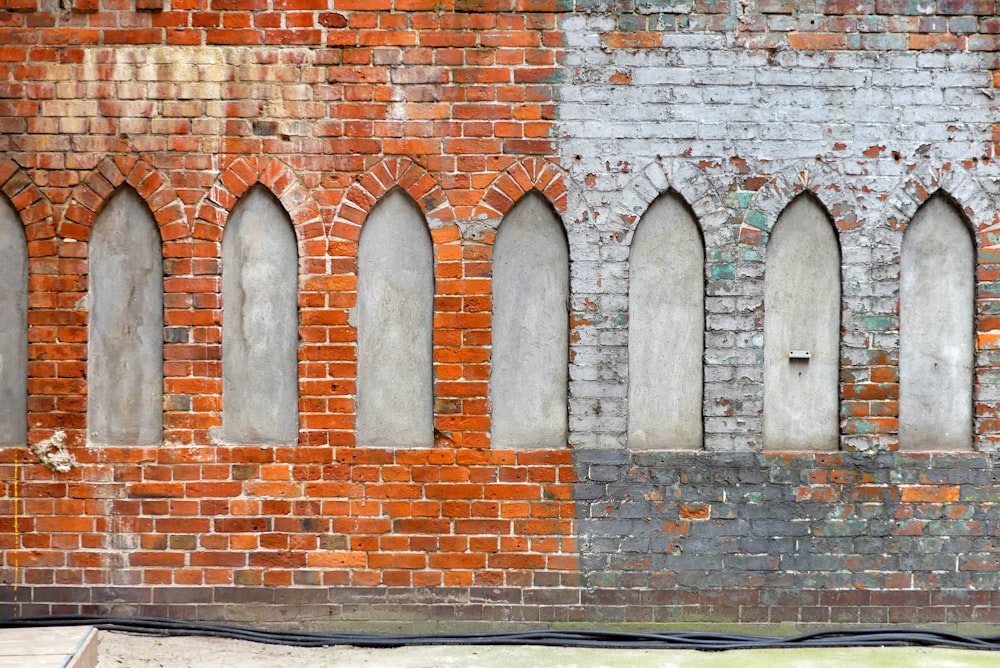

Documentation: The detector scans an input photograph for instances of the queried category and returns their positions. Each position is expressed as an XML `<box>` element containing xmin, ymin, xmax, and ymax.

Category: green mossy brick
<box><xmin>743</xmin><ymin>210</ymin><xmax>768</xmax><ymax>230</ymax></box>
<box><xmin>617</xmin><ymin>13</ymin><xmax>647</xmax><ymax>31</ymax></box>
<box><xmin>710</xmin><ymin>263</ymin><xmax>735</xmax><ymax>280</ymax></box>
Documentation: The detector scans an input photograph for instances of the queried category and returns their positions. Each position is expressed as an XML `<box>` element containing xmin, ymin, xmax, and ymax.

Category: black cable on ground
<box><xmin>0</xmin><ymin>615</ymin><xmax>998</xmax><ymax>651</ymax></box>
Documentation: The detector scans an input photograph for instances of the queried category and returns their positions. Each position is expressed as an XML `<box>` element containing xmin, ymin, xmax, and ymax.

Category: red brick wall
<box><xmin>1</xmin><ymin>1</ymin><xmax>576</xmax><ymax>603</ymax></box>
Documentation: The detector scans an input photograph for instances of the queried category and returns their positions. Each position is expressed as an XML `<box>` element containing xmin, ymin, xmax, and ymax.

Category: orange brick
<box><xmin>900</xmin><ymin>486</ymin><xmax>960</xmax><ymax>503</ymax></box>
<box><xmin>787</xmin><ymin>32</ymin><xmax>846</xmax><ymax>50</ymax></box>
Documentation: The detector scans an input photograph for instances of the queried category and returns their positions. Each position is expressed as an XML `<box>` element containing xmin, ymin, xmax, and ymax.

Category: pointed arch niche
<box><xmin>899</xmin><ymin>193</ymin><xmax>974</xmax><ymax>451</ymax></box>
<box><xmin>355</xmin><ymin>188</ymin><xmax>434</xmax><ymax>448</ymax></box>
<box><xmin>763</xmin><ymin>193</ymin><xmax>840</xmax><ymax>451</ymax></box>
<box><xmin>0</xmin><ymin>195</ymin><xmax>26</xmax><ymax>446</ymax></box>
<box><xmin>88</xmin><ymin>187</ymin><xmax>163</xmax><ymax>445</ymax></box>
<box><xmin>490</xmin><ymin>191</ymin><xmax>569</xmax><ymax>450</ymax></box>
<box><xmin>627</xmin><ymin>191</ymin><xmax>704</xmax><ymax>450</ymax></box>
<box><xmin>222</xmin><ymin>184</ymin><xmax>299</xmax><ymax>444</ymax></box>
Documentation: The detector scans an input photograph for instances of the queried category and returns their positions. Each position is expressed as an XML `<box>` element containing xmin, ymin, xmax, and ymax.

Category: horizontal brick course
<box><xmin>10</xmin><ymin>583</ymin><xmax>1000</xmax><ymax>631</ymax></box>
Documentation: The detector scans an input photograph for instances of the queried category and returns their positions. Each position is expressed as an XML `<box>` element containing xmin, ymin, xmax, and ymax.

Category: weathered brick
<box><xmin>5</xmin><ymin>0</ymin><xmax>1000</xmax><ymax>631</ymax></box>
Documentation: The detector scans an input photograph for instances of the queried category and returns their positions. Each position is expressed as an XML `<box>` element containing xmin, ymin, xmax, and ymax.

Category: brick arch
<box><xmin>193</xmin><ymin>155</ymin><xmax>324</xmax><ymax>246</ymax></box>
<box><xmin>0</xmin><ymin>160</ymin><xmax>56</xmax><ymax>449</ymax></box>
<box><xmin>185</xmin><ymin>157</ymin><xmax>326</xmax><ymax>447</ymax></box>
<box><xmin>727</xmin><ymin>161</ymin><xmax>858</xmax><ymax>452</ymax></box>
<box><xmin>617</xmin><ymin>160</ymin><xmax>718</xmax><ymax>452</ymax></box>
<box><xmin>742</xmin><ymin>159</ymin><xmax>860</xmax><ymax>244</ymax></box>
<box><xmin>473</xmin><ymin>157</ymin><xmax>568</xmax><ymax>222</ymax></box>
<box><xmin>56</xmin><ymin>157</ymin><xmax>182</xmax><ymax>449</ymax></box>
<box><xmin>62</xmin><ymin>156</ymin><xmax>188</xmax><ymax>241</ymax></box>
<box><xmin>0</xmin><ymin>158</ymin><xmax>56</xmax><ymax>247</ymax></box>
<box><xmin>881</xmin><ymin>162</ymin><xmax>998</xmax><ymax>451</ymax></box>
<box><xmin>484</xmin><ymin>159</ymin><xmax>572</xmax><ymax>453</ymax></box>
<box><xmin>881</xmin><ymin>161</ymin><xmax>991</xmax><ymax>244</ymax></box>
<box><xmin>327</xmin><ymin>158</ymin><xmax>459</xmax><ymax>449</ymax></box>
<box><xmin>331</xmin><ymin>156</ymin><xmax>453</xmax><ymax>244</ymax></box>
<box><xmin>878</xmin><ymin>163</ymin><xmax>993</xmax><ymax>305</ymax></box>
<box><xmin>573</xmin><ymin>160</ymin><xmax>725</xmax><ymax>452</ymax></box>
<box><xmin>613</xmin><ymin>159</ymin><xmax>726</xmax><ymax>247</ymax></box>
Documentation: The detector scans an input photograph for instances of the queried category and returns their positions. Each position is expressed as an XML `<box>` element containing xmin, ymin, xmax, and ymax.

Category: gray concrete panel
<box><xmin>763</xmin><ymin>195</ymin><xmax>840</xmax><ymax>451</ymax></box>
<box><xmin>490</xmin><ymin>192</ymin><xmax>569</xmax><ymax>450</ymax></box>
<box><xmin>355</xmin><ymin>189</ymin><xmax>434</xmax><ymax>448</ymax></box>
<box><xmin>899</xmin><ymin>194</ymin><xmax>974</xmax><ymax>451</ymax></box>
<box><xmin>627</xmin><ymin>192</ymin><xmax>704</xmax><ymax>450</ymax></box>
<box><xmin>88</xmin><ymin>188</ymin><xmax>163</xmax><ymax>445</ymax></box>
<box><xmin>0</xmin><ymin>196</ymin><xmax>27</xmax><ymax>446</ymax></box>
<box><xmin>222</xmin><ymin>185</ymin><xmax>299</xmax><ymax>444</ymax></box>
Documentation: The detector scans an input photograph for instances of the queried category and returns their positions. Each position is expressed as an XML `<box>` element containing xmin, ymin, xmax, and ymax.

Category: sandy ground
<box><xmin>96</xmin><ymin>631</ymin><xmax>1000</xmax><ymax>668</ymax></box>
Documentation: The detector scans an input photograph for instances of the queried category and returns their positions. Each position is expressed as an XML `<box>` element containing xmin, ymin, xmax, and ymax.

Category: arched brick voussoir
<box><xmin>0</xmin><ymin>159</ymin><xmax>56</xmax><ymax>246</ymax></box>
<box><xmin>193</xmin><ymin>156</ymin><xmax>325</xmax><ymax>246</ymax></box>
<box><xmin>612</xmin><ymin>159</ymin><xmax>726</xmax><ymax>248</ymax></box>
<box><xmin>61</xmin><ymin>156</ymin><xmax>189</xmax><ymax>242</ymax></box>
<box><xmin>331</xmin><ymin>157</ymin><xmax>454</xmax><ymax>244</ymax></box>
<box><xmin>473</xmin><ymin>157</ymin><xmax>569</xmax><ymax>222</ymax></box>
<box><xmin>882</xmin><ymin>161</ymin><xmax>994</xmax><ymax>249</ymax></box>
<box><xmin>742</xmin><ymin>159</ymin><xmax>860</xmax><ymax>246</ymax></box>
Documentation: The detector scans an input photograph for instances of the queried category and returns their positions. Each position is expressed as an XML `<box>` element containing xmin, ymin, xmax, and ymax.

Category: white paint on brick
<box><xmin>556</xmin><ymin>11</ymin><xmax>1000</xmax><ymax>452</ymax></box>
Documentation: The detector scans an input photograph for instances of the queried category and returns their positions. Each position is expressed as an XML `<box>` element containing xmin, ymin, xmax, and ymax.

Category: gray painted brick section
<box><xmin>574</xmin><ymin>451</ymin><xmax>1000</xmax><ymax>593</ymax></box>
<box><xmin>556</xmin><ymin>10</ymin><xmax>1000</xmax><ymax>452</ymax></box>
